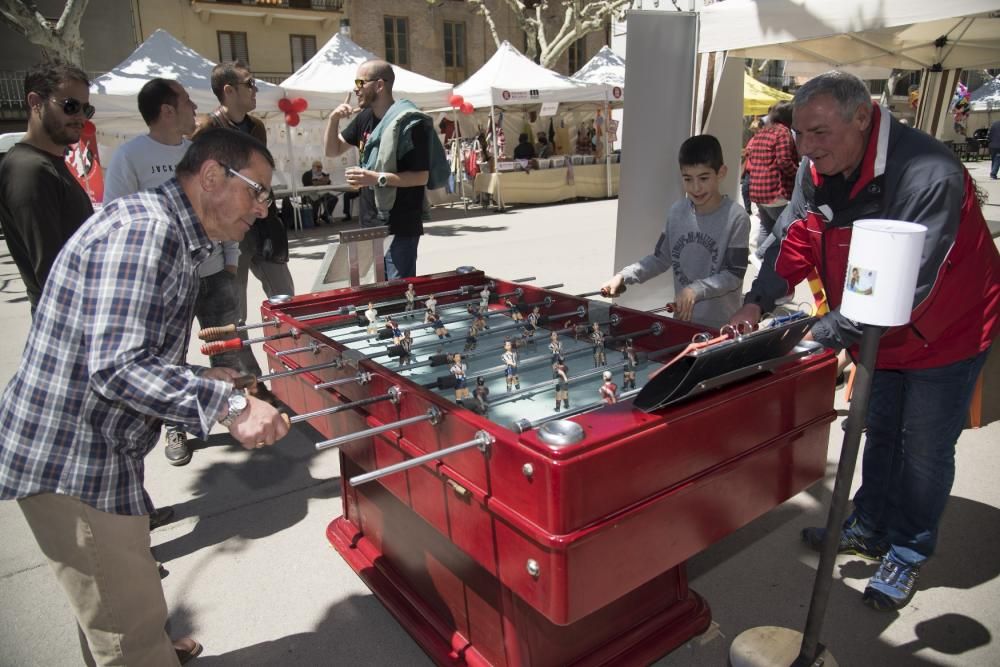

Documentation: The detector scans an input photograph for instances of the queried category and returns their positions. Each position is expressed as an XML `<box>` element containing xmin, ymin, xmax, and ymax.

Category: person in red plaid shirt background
<box><xmin>746</xmin><ymin>101</ymin><xmax>799</xmax><ymax>259</ymax></box>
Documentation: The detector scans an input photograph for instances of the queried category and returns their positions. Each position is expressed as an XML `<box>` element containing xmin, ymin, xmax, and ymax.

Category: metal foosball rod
<box><xmin>314</xmin><ymin>371</ymin><xmax>371</xmax><ymax>390</ymax></box>
<box><xmin>315</xmin><ymin>406</ymin><xmax>443</xmax><ymax>451</ymax></box>
<box><xmin>290</xmin><ymin>386</ymin><xmax>401</xmax><ymax>424</ymax></box>
<box><xmin>487</xmin><ymin>356</ymin><xmax>645</xmax><ymax>407</ymax></box>
<box><xmin>381</xmin><ymin>306</ymin><xmax>589</xmax><ymax>361</ymax></box>
<box><xmin>348</xmin><ymin>430</ymin><xmax>495</xmax><ymax>487</ymax></box>
<box><xmin>512</xmin><ymin>388</ymin><xmax>643</xmax><ymax>433</ymax></box>
<box><xmin>232</xmin><ymin>359</ymin><xmax>345</xmax><ymax>389</ymax></box>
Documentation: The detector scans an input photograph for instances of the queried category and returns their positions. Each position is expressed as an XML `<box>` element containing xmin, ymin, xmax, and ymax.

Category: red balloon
<box><xmin>82</xmin><ymin>120</ymin><xmax>97</xmax><ymax>137</ymax></box>
<box><xmin>291</xmin><ymin>97</ymin><xmax>308</xmax><ymax>113</ymax></box>
<box><xmin>285</xmin><ymin>111</ymin><xmax>300</xmax><ymax>127</ymax></box>
<box><xmin>460</xmin><ymin>101</ymin><xmax>474</xmax><ymax>114</ymax></box>
<box><xmin>278</xmin><ymin>97</ymin><xmax>292</xmax><ymax>112</ymax></box>
<box><xmin>449</xmin><ymin>94</ymin><xmax>464</xmax><ymax>109</ymax></box>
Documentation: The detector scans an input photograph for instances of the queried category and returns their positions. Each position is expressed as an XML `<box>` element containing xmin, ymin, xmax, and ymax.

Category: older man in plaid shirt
<box><xmin>746</xmin><ymin>101</ymin><xmax>799</xmax><ymax>259</ymax></box>
<box><xmin>0</xmin><ymin>128</ymin><xmax>289</xmax><ymax>665</ymax></box>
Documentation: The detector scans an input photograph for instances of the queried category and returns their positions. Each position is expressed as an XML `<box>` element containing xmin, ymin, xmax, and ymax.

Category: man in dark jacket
<box><xmin>731</xmin><ymin>71</ymin><xmax>1000</xmax><ymax>612</ymax></box>
<box><xmin>989</xmin><ymin>117</ymin><xmax>1000</xmax><ymax>179</ymax></box>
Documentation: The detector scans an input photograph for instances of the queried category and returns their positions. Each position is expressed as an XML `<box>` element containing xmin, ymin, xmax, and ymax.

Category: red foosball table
<box><xmin>257</xmin><ymin>270</ymin><xmax>836</xmax><ymax>666</ymax></box>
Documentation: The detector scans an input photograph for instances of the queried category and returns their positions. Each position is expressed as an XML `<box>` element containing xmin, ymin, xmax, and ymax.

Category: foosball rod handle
<box><xmin>200</xmin><ymin>338</ymin><xmax>245</xmax><ymax>355</ymax></box>
<box><xmin>349</xmin><ymin>430</ymin><xmax>494</xmax><ymax>486</ymax></box>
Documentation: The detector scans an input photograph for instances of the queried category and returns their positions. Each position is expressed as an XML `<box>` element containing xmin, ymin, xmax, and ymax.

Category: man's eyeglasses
<box><xmin>354</xmin><ymin>78</ymin><xmax>380</xmax><ymax>89</ymax></box>
<box><xmin>51</xmin><ymin>97</ymin><xmax>96</xmax><ymax>120</ymax></box>
<box><xmin>220</xmin><ymin>163</ymin><xmax>273</xmax><ymax>208</ymax></box>
<box><xmin>237</xmin><ymin>79</ymin><xmax>258</xmax><ymax>91</ymax></box>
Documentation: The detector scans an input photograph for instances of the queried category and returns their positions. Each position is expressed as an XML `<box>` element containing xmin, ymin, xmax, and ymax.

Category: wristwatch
<box><xmin>219</xmin><ymin>389</ymin><xmax>248</xmax><ymax>427</ymax></box>
<box><xmin>376</xmin><ymin>172</ymin><xmax>389</xmax><ymax>188</ymax></box>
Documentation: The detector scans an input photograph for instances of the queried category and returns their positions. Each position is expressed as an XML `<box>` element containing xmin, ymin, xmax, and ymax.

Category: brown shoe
<box><xmin>173</xmin><ymin>637</ymin><xmax>203</xmax><ymax>664</ymax></box>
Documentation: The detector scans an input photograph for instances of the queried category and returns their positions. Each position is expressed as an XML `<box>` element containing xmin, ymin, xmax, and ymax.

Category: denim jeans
<box><xmin>852</xmin><ymin>348</ymin><xmax>990</xmax><ymax>566</ymax></box>
<box><xmin>991</xmin><ymin>148</ymin><xmax>999</xmax><ymax>178</ymax></box>
<box><xmin>384</xmin><ymin>235</ymin><xmax>420</xmax><ymax>280</ymax></box>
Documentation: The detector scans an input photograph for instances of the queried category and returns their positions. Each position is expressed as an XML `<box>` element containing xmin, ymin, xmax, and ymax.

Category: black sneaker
<box><xmin>164</xmin><ymin>429</ymin><xmax>192</xmax><ymax>466</ymax></box>
<box><xmin>801</xmin><ymin>518</ymin><xmax>888</xmax><ymax>561</ymax></box>
<box><xmin>863</xmin><ymin>555</ymin><xmax>920</xmax><ymax>611</ymax></box>
<box><xmin>149</xmin><ymin>506</ymin><xmax>175</xmax><ymax>530</ymax></box>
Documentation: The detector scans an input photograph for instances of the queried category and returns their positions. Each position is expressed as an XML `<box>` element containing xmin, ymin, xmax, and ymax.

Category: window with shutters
<box><xmin>218</xmin><ymin>31</ymin><xmax>250</xmax><ymax>66</ymax></box>
<box><xmin>384</xmin><ymin>16</ymin><xmax>409</xmax><ymax>67</ymax></box>
<box><xmin>290</xmin><ymin>34</ymin><xmax>318</xmax><ymax>71</ymax></box>
<box><xmin>443</xmin><ymin>21</ymin><xmax>466</xmax><ymax>85</ymax></box>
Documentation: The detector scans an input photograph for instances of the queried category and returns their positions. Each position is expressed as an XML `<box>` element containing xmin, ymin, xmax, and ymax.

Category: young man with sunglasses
<box><xmin>324</xmin><ymin>60</ymin><xmax>449</xmax><ymax>279</ymax></box>
<box><xmin>0</xmin><ymin>128</ymin><xmax>289</xmax><ymax>666</ymax></box>
<box><xmin>0</xmin><ymin>60</ymin><xmax>94</xmax><ymax>315</ymax></box>
<box><xmin>194</xmin><ymin>62</ymin><xmax>294</xmax><ymax>333</ymax></box>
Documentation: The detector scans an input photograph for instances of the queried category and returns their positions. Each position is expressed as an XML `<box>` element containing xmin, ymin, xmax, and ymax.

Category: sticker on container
<box><xmin>845</xmin><ymin>265</ymin><xmax>876</xmax><ymax>296</ymax></box>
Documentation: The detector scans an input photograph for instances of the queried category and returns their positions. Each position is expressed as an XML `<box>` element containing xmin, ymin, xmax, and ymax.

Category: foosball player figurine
<box><xmin>591</xmin><ymin>322</ymin><xmax>607</xmax><ymax>367</ymax></box>
<box><xmin>525</xmin><ymin>305</ymin><xmax>541</xmax><ymax>344</ymax></box>
<box><xmin>451</xmin><ymin>354</ymin><xmax>470</xmax><ymax>403</ymax></box>
<box><xmin>599</xmin><ymin>370</ymin><xmax>618</xmax><ymax>405</ymax></box>
<box><xmin>425</xmin><ymin>293</ymin><xmax>438</xmax><ymax>316</ymax></box>
<box><xmin>622</xmin><ymin>339</ymin><xmax>638</xmax><ymax>390</ymax></box>
<box><xmin>398</xmin><ymin>330</ymin><xmax>413</xmax><ymax>366</ymax></box>
<box><xmin>404</xmin><ymin>283</ymin><xmax>416</xmax><ymax>318</ymax></box>
<box><xmin>386</xmin><ymin>317</ymin><xmax>403</xmax><ymax>344</ymax></box>
<box><xmin>424</xmin><ymin>309</ymin><xmax>436</xmax><ymax>325</ymax></box>
<box><xmin>565</xmin><ymin>319</ymin><xmax>584</xmax><ymax>341</ymax></box>
<box><xmin>365</xmin><ymin>301</ymin><xmax>379</xmax><ymax>336</ymax></box>
<box><xmin>464</xmin><ymin>324</ymin><xmax>479</xmax><ymax>352</ymax></box>
<box><xmin>548</xmin><ymin>331</ymin><xmax>563</xmax><ymax>362</ymax></box>
<box><xmin>508</xmin><ymin>300</ymin><xmax>524</xmax><ymax>325</ymax></box>
<box><xmin>474</xmin><ymin>376</ymin><xmax>490</xmax><ymax>414</ymax></box>
<box><xmin>473</xmin><ymin>312</ymin><xmax>488</xmax><ymax>333</ymax></box>
<box><xmin>480</xmin><ymin>286</ymin><xmax>491</xmax><ymax>313</ymax></box>
<box><xmin>502</xmin><ymin>339</ymin><xmax>520</xmax><ymax>391</ymax></box>
<box><xmin>432</xmin><ymin>313</ymin><xmax>450</xmax><ymax>339</ymax></box>
<box><xmin>553</xmin><ymin>357</ymin><xmax>570</xmax><ymax>411</ymax></box>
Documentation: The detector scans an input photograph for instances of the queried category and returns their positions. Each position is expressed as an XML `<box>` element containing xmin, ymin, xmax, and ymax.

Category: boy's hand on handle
<box><xmin>228</xmin><ymin>396</ymin><xmax>290</xmax><ymax>450</ymax></box>
<box><xmin>728</xmin><ymin>303</ymin><xmax>763</xmax><ymax>329</ymax></box>
<box><xmin>674</xmin><ymin>287</ymin><xmax>697</xmax><ymax>321</ymax></box>
<box><xmin>600</xmin><ymin>274</ymin><xmax>626</xmax><ymax>298</ymax></box>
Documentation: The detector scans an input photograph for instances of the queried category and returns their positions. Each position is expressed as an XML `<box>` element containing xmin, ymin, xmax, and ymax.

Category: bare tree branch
<box><xmin>0</xmin><ymin>0</ymin><xmax>89</xmax><ymax>66</ymax></box>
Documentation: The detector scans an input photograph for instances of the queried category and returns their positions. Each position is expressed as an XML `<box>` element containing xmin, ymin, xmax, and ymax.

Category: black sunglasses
<box><xmin>51</xmin><ymin>97</ymin><xmax>96</xmax><ymax>120</ymax></box>
<box><xmin>236</xmin><ymin>78</ymin><xmax>258</xmax><ymax>91</ymax></box>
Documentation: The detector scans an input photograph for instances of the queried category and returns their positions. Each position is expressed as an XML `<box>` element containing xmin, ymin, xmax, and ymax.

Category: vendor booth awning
<box><xmin>455</xmin><ymin>41</ymin><xmax>608</xmax><ymax>108</ymax></box>
<box><xmin>90</xmin><ymin>28</ymin><xmax>285</xmax><ymax>129</ymax></box>
<box><xmin>280</xmin><ymin>32</ymin><xmax>452</xmax><ymax>110</ymax></box>
<box><xmin>743</xmin><ymin>73</ymin><xmax>793</xmax><ymax>117</ymax></box>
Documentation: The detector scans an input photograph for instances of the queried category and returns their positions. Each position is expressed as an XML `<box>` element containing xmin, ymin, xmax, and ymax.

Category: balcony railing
<box><xmin>198</xmin><ymin>0</ymin><xmax>345</xmax><ymax>9</ymax></box>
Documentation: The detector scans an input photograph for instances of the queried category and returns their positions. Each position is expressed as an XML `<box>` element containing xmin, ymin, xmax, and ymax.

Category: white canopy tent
<box><xmin>455</xmin><ymin>41</ymin><xmax>608</xmax><ymax>108</ymax></box>
<box><xmin>697</xmin><ymin>0</ymin><xmax>1000</xmax><ymax>138</ymax></box>
<box><xmin>572</xmin><ymin>45</ymin><xmax>627</xmax><ymax>98</ymax></box>
<box><xmin>970</xmin><ymin>76</ymin><xmax>1000</xmax><ymax>110</ymax></box>
<box><xmin>280</xmin><ymin>32</ymin><xmax>452</xmax><ymax>111</ymax></box>
<box><xmin>89</xmin><ymin>29</ymin><xmax>285</xmax><ymax>139</ymax></box>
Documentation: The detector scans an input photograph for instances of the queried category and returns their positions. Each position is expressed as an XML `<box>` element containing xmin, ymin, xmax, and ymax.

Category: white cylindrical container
<box><xmin>841</xmin><ymin>219</ymin><xmax>927</xmax><ymax>327</ymax></box>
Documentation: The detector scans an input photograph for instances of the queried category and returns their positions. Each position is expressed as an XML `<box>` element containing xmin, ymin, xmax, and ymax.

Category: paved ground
<box><xmin>1</xmin><ymin>160</ymin><xmax>998</xmax><ymax>666</ymax></box>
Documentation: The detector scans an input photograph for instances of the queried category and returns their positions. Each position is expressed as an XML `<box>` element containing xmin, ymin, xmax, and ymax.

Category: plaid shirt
<box><xmin>0</xmin><ymin>179</ymin><xmax>232</xmax><ymax>515</ymax></box>
<box><xmin>747</xmin><ymin>124</ymin><xmax>799</xmax><ymax>205</ymax></box>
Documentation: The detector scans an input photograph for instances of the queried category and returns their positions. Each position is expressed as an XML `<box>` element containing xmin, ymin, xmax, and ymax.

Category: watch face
<box><xmin>230</xmin><ymin>392</ymin><xmax>248</xmax><ymax>411</ymax></box>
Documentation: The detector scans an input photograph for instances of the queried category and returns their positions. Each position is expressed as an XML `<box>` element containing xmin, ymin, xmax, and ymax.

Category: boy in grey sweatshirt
<box><xmin>602</xmin><ymin>135</ymin><xmax>750</xmax><ymax>330</ymax></box>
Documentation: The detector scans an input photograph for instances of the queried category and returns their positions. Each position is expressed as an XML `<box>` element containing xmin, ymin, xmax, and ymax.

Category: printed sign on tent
<box><xmin>540</xmin><ymin>102</ymin><xmax>559</xmax><ymax>117</ymax></box>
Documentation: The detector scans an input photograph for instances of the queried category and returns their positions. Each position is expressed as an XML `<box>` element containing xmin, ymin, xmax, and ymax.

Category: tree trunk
<box><xmin>0</xmin><ymin>0</ymin><xmax>89</xmax><ymax>68</ymax></box>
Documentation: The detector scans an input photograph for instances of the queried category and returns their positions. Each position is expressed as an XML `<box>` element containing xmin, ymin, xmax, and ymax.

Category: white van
<box><xmin>0</xmin><ymin>131</ymin><xmax>26</xmax><ymax>163</ymax></box>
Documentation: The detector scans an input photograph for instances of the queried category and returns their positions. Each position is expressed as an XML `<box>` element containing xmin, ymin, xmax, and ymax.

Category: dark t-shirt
<box><xmin>513</xmin><ymin>142</ymin><xmax>536</xmax><ymax>160</ymax></box>
<box><xmin>0</xmin><ymin>143</ymin><xmax>93</xmax><ymax>308</ymax></box>
<box><xmin>342</xmin><ymin>107</ymin><xmax>429</xmax><ymax>236</ymax></box>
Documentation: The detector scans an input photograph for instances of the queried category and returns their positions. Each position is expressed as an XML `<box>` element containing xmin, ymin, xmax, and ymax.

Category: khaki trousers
<box><xmin>18</xmin><ymin>493</ymin><xmax>179</xmax><ymax>666</ymax></box>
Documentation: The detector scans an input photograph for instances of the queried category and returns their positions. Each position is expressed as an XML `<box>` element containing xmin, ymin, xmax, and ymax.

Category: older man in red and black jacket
<box><xmin>732</xmin><ymin>71</ymin><xmax>1000</xmax><ymax>613</ymax></box>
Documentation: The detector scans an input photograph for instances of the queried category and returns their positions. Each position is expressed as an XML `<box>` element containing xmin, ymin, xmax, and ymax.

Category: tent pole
<box><xmin>605</xmin><ymin>97</ymin><xmax>612</xmax><ymax>199</ymax></box>
<box><xmin>285</xmin><ymin>118</ymin><xmax>301</xmax><ymax>231</ymax></box>
<box><xmin>490</xmin><ymin>104</ymin><xmax>504</xmax><ymax>211</ymax></box>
